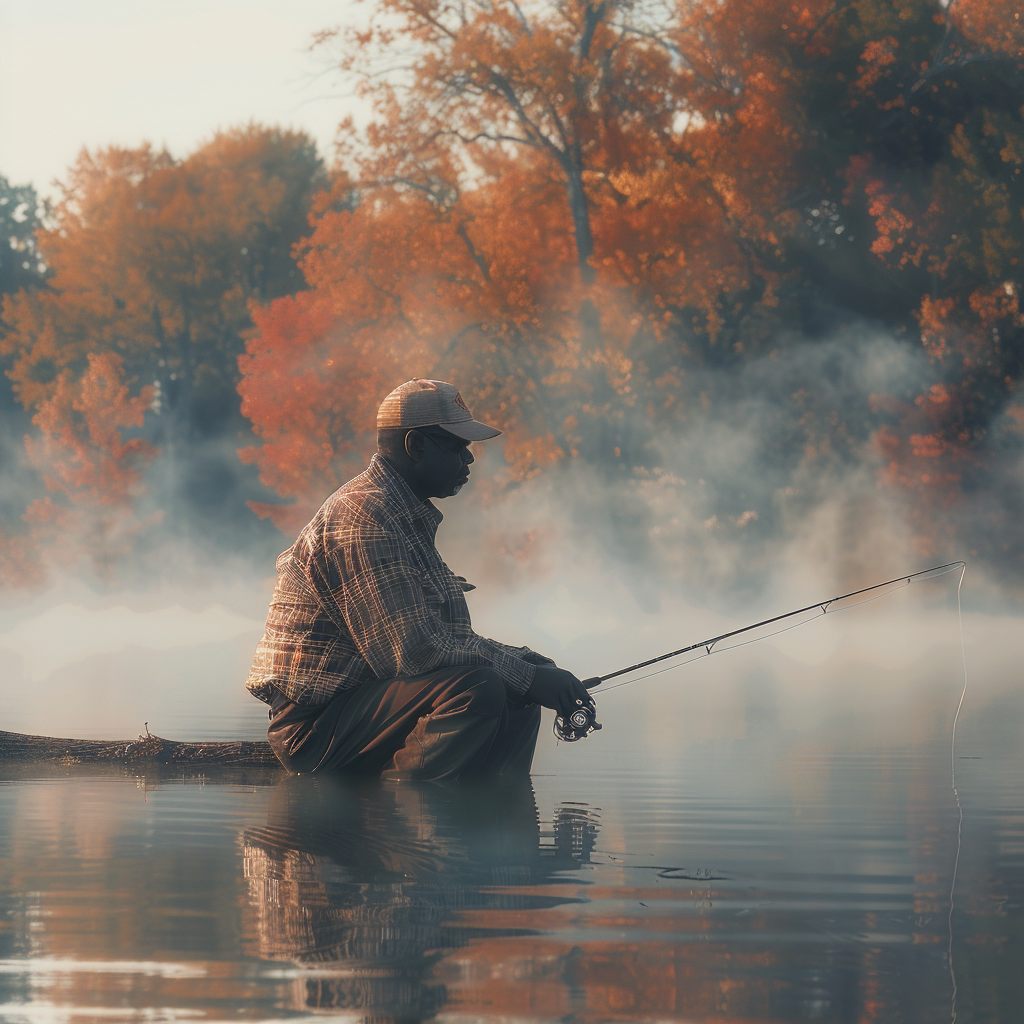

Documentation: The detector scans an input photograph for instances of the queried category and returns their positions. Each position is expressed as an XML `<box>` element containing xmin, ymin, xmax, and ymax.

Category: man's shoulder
<box><xmin>324</xmin><ymin>465</ymin><xmax>397</xmax><ymax>527</ymax></box>
<box><xmin>287</xmin><ymin>459</ymin><xmax>420</xmax><ymax>566</ymax></box>
<box><xmin>299</xmin><ymin>463</ymin><xmax>409</xmax><ymax>547</ymax></box>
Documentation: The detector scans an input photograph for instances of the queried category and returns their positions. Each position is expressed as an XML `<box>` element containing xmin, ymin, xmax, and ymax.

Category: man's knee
<box><xmin>453</xmin><ymin>666</ymin><xmax>507</xmax><ymax>718</ymax></box>
<box><xmin>521</xmin><ymin>701</ymin><xmax>542</xmax><ymax>728</ymax></box>
<box><xmin>508</xmin><ymin>700</ymin><xmax>542</xmax><ymax>742</ymax></box>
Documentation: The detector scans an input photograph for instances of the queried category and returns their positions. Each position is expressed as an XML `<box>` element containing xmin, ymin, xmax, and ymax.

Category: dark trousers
<box><xmin>268</xmin><ymin>666</ymin><xmax>542</xmax><ymax>781</ymax></box>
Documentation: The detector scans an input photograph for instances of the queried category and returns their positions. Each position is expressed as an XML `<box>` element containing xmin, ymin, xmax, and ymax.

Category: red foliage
<box><xmin>25</xmin><ymin>353</ymin><xmax>156</xmax><ymax>505</ymax></box>
<box><xmin>21</xmin><ymin>353</ymin><xmax>159</xmax><ymax>577</ymax></box>
<box><xmin>238</xmin><ymin>0</ymin><xmax>823</xmax><ymax>517</ymax></box>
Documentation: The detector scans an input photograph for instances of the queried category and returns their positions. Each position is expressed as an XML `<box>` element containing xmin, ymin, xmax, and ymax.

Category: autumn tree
<box><xmin>769</xmin><ymin>0</ymin><xmax>1024</xmax><ymax>561</ymax></box>
<box><xmin>239</xmin><ymin>0</ymin><xmax>835</xmax><ymax>529</ymax></box>
<box><xmin>4</xmin><ymin>0</ymin><xmax>1015</xmax><ymax>579</ymax></box>
<box><xmin>1</xmin><ymin>126</ymin><xmax>325</xmax><ymax>574</ymax></box>
<box><xmin>0</xmin><ymin>175</ymin><xmax>49</xmax><ymax>585</ymax></box>
<box><xmin>20</xmin><ymin>353</ymin><xmax>158</xmax><ymax>579</ymax></box>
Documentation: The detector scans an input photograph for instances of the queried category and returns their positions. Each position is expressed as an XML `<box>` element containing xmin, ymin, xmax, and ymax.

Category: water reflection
<box><xmin>242</xmin><ymin>776</ymin><xmax>598</xmax><ymax>1018</ymax></box>
<box><xmin>1</xmin><ymin>711</ymin><xmax>1021</xmax><ymax>1022</ymax></box>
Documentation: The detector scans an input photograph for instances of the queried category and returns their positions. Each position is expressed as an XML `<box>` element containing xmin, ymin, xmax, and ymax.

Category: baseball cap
<box><xmin>377</xmin><ymin>379</ymin><xmax>501</xmax><ymax>441</ymax></box>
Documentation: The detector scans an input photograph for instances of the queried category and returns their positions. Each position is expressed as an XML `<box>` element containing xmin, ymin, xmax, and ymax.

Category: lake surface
<box><xmin>0</xmin><ymin>697</ymin><xmax>1020</xmax><ymax>1023</ymax></box>
<box><xmin>1</xmin><ymin>594</ymin><xmax>1021</xmax><ymax>1023</ymax></box>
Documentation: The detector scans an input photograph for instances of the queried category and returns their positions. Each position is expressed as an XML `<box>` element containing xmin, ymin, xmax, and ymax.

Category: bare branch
<box><xmin>483</xmin><ymin>69</ymin><xmax>571</xmax><ymax>163</ymax></box>
<box><xmin>455</xmin><ymin>220</ymin><xmax>492</xmax><ymax>281</ymax></box>
<box><xmin>620</xmin><ymin>25</ymin><xmax>729</xmax><ymax>93</ymax></box>
<box><xmin>508</xmin><ymin>0</ymin><xmax>532</xmax><ymax>33</ymax></box>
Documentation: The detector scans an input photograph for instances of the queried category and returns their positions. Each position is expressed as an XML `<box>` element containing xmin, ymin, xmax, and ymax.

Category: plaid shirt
<box><xmin>246</xmin><ymin>455</ymin><xmax>537</xmax><ymax>706</ymax></box>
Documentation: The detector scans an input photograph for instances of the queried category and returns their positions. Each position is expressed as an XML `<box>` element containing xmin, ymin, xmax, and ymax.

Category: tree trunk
<box><xmin>566</xmin><ymin>161</ymin><xmax>596</xmax><ymax>285</ymax></box>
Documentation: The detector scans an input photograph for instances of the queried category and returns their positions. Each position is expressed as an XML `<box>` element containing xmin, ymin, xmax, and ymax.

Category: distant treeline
<box><xmin>1</xmin><ymin>0</ymin><xmax>1023</xmax><ymax>588</ymax></box>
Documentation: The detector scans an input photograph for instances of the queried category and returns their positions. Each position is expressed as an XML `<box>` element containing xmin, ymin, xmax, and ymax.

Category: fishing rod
<box><xmin>555</xmin><ymin>560</ymin><xmax>967</xmax><ymax>742</ymax></box>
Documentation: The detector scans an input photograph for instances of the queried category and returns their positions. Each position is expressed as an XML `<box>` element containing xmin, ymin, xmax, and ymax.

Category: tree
<box><xmin>1</xmin><ymin>126</ymin><xmax>326</xmax><ymax>575</ymax></box>
<box><xmin>0</xmin><ymin>175</ymin><xmax>47</xmax><ymax>299</ymax></box>
<box><xmin>0</xmin><ymin>175</ymin><xmax>49</xmax><ymax>585</ymax></box>
<box><xmin>779</xmin><ymin>0</ymin><xmax>1024</xmax><ymax>559</ymax></box>
<box><xmin>22</xmin><ymin>353</ymin><xmax>158</xmax><ymax>579</ymax></box>
<box><xmin>240</xmin><ymin>0</ymin><xmax>827</xmax><ymax>527</ymax></box>
<box><xmin>4</xmin><ymin>126</ymin><xmax>325</xmax><ymax>437</ymax></box>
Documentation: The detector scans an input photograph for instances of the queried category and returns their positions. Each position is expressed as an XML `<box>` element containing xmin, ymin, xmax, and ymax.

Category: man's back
<box><xmin>247</xmin><ymin>454</ymin><xmax>534</xmax><ymax>708</ymax></box>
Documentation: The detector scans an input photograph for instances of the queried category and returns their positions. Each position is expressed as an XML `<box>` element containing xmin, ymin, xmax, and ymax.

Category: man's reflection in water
<box><xmin>242</xmin><ymin>776</ymin><xmax>599</xmax><ymax>1019</ymax></box>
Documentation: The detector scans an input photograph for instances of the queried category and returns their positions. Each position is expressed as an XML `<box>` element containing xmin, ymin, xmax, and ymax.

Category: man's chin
<box><xmin>434</xmin><ymin>480</ymin><xmax>468</xmax><ymax>499</ymax></box>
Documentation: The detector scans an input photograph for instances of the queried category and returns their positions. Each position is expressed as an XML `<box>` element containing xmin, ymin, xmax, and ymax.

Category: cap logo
<box><xmin>416</xmin><ymin>380</ymin><xmax>438</xmax><ymax>390</ymax></box>
<box><xmin>453</xmin><ymin>391</ymin><xmax>469</xmax><ymax>412</ymax></box>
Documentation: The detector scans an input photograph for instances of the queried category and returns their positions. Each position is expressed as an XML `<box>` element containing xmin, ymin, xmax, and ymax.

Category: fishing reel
<box><xmin>553</xmin><ymin>696</ymin><xmax>602</xmax><ymax>742</ymax></box>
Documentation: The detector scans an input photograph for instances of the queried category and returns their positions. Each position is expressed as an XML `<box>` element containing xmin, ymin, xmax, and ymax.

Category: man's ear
<box><xmin>404</xmin><ymin>429</ymin><xmax>426</xmax><ymax>463</ymax></box>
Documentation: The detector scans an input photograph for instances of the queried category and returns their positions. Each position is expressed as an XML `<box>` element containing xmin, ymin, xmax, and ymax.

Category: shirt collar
<box><xmin>368</xmin><ymin>454</ymin><xmax>443</xmax><ymax>530</ymax></box>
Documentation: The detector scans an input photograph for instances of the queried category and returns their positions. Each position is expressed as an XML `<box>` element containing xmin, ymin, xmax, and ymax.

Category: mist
<box><xmin>1</xmin><ymin>314</ymin><xmax>1018</xmax><ymax>749</ymax></box>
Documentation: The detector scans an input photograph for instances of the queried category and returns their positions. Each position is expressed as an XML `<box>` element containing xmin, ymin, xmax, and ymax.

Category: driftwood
<box><xmin>0</xmin><ymin>728</ymin><xmax>282</xmax><ymax>768</ymax></box>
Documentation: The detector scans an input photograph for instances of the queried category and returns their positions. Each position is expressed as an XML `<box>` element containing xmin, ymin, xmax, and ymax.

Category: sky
<box><xmin>0</xmin><ymin>0</ymin><xmax>363</xmax><ymax>196</ymax></box>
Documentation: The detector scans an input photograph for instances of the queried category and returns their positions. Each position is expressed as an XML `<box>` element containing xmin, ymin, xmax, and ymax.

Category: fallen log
<box><xmin>0</xmin><ymin>728</ymin><xmax>282</xmax><ymax>768</ymax></box>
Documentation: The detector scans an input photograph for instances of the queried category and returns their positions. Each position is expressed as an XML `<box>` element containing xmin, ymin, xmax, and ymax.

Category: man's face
<box><xmin>410</xmin><ymin>428</ymin><xmax>475</xmax><ymax>499</ymax></box>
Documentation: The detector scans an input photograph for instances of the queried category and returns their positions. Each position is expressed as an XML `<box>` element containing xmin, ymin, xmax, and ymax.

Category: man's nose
<box><xmin>462</xmin><ymin>447</ymin><xmax>474</xmax><ymax>465</ymax></box>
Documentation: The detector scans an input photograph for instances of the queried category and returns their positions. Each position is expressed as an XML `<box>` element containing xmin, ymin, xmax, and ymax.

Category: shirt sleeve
<box><xmin>307</xmin><ymin>506</ymin><xmax>536</xmax><ymax>697</ymax></box>
<box><xmin>494</xmin><ymin>643</ymin><xmax>555</xmax><ymax>665</ymax></box>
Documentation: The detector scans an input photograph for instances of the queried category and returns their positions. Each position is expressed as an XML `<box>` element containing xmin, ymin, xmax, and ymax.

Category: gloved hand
<box><xmin>525</xmin><ymin>665</ymin><xmax>596</xmax><ymax>723</ymax></box>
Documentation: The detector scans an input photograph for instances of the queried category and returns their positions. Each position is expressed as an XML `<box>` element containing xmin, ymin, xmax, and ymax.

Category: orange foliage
<box><xmin>856</xmin><ymin>37</ymin><xmax>900</xmax><ymax>93</ymax></box>
<box><xmin>951</xmin><ymin>0</ymin><xmax>1024</xmax><ymax>59</ymax></box>
<box><xmin>1</xmin><ymin>0</ymin><xmax>1019</xmax><ymax>573</ymax></box>
<box><xmin>25</xmin><ymin>353</ymin><xmax>156</xmax><ymax>505</ymax></box>
<box><xmin>1</xmin><ymin>126</ymin><xmax>323</xmax><ymax>573</ymax></box>
<box><xmin>3</xmin><ymin>127</ymin><xmax>322</xmax><ymax>414</ymax></box>
<box><xmin>20</xmin><ymin>353</ymin><xmax>158</xmax><ymax>576</ymax></box>
<box><xmin>0</xmin><ymin>528</ymin><xmax>43</xmax><ymax>590</ymax></box>
<box><xmin>832</xmin><ymin>0</ymin><xmax>1024</xmax><ymax>545</ymax></box>
<box><xmin>240</xmin><ymin>0</ymin><xmax>828</xmax><ymax>518</ymax></box>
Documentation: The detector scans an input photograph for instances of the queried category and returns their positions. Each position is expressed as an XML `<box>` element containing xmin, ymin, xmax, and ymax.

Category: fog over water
<box><xmin>0</xmin><ymin>320</ymin><xmax>1019</xmax><ymax>746</ymax></box>
<box><xmin>0</xmin><ymin>528</ymin><xmax>1015</xmax><ymax>764</ymax></box>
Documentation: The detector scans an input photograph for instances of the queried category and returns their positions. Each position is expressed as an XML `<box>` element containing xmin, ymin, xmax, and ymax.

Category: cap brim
<box><xmin>439</xmin><ymin>418</ymin><xmax>502</xmax><ymax>441</ymax></box>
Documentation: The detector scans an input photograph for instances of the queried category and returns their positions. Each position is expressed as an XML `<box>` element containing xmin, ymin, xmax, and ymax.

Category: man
<box><xmin>246</xmin><ymin>378</ymin><xmax>597</xmax><ymax>779</ymax></box>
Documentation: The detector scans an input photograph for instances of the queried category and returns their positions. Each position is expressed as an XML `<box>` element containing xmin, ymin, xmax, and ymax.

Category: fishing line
<box><xmin>948</xmin><ymin>562</ymin><xmax>968</xmax><ymax>1024</ymax></box>
<box><xmin>600</xmin><ymin>610</ymin><xmax>825</xmax><ymax>692</ymax></box>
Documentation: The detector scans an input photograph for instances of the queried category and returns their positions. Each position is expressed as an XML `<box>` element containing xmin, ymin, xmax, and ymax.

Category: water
<box><xmin>0</xmin><ymin>596</ymin><xmax>1021</xmax><ymax>1022</ymax></box>
<box><xmin>0</xmin><ymin>713</ymin><xmax>1020</xmax><ymax>1022</ymax></box>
